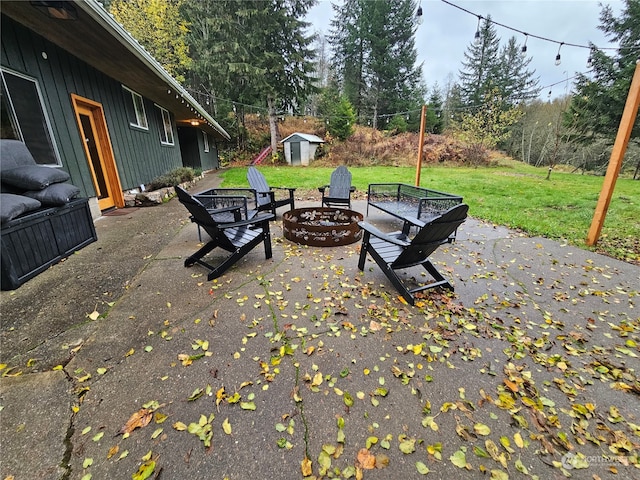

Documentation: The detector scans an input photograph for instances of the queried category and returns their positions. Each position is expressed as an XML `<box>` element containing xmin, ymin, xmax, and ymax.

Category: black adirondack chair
<box><xmin>318</xmin><ymin>165</ymin><xmax>355</xmax><ymax>209</ymax></box>
<box><xmin>247</xmin><ymin>166</ymin><xmax>296</xmax><ymax>215</ymax></box>
<box><xmin>357</xmin><ymin>203</ymin><xmax>468</xmax><ymax>305</ymax></box>
<box><xmin>175</xmin><ymin>186</ymin><xmax>275</xmax><ymax>280</ymax></box>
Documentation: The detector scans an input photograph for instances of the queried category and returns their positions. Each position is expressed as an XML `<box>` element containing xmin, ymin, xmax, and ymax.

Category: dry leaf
<box><xmin>118</xmin><ymin>408</ymin><xmax>152</xmax><ymax>435</ymax></box>
<box><xmin>357</xmin><ymin>448</ymin><xmax>376</xmax><ymax>469</ymax></box>
<box><xmin>301</xmin><ymin>457</ymin><xmax>312</xmax><ymax>476</ymax></box>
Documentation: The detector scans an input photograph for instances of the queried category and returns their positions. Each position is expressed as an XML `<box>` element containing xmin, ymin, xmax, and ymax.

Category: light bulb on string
<box><xmin>555</xmin><ymin>43</ymin><xmax>563</xmax><ymax>66</ymax></box>
<box><xmin>416</xmin><ymin>4</ymin><xmax>423</xmax><ymax>25</ymax></box>
<box><xmin>474</xmin><ymin>16</ymin><xmax>482</xmax><ymax>44</ymax></box>
<box><xmin>521</xmin><ymin>34</ymin><xmax>528</xmax><ymax>57</ymax></box>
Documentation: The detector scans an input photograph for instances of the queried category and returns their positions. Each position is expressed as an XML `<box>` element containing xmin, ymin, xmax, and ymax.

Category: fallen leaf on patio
<box><xmin>132</xmin><ymin>459</ymin><xmax>155</xmax><ymax>480</ymax></box>
<box><xmin>416</xmin><ymin>461</ymin><xmax>430</xmax><ymax>474</ymax></box>
<box><xmin>222</xmin><ymin>417</ymin><xmax>232</xmax><ymax>434</ymax></box>
<box><xmin>449</xmin><ymin>448</ymin><xmax>469</xmax><ymax>468</ymax></box>
<box><xmin>474</xmin><ymin>423</ymin><xmax>491</xmax><ymax>436</ymax></box>
<box><xmin>103</xmin><ymin>445</ymin><xmax>118</xmax><ymax>460</ymax></box>
<box><xmin>357</xmin><ymin>448</ymin><xmax>376</xmax><ymax>469</ymax></box>
<box><xmin>118</xmin><ymin>408</ymin><xmax>152</xmax><ymax>435</ymax></box>
<box><xmin>398</xmin><ymin>435</ymin><xmax>416</xmax><ymax>454</ymax></box>
<box><xmin>301</xmin><ymin>457</ymin><xmax>312</xmax><ymax>476</ymax></box>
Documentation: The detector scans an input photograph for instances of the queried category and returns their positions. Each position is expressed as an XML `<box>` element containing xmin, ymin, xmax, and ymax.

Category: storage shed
<box><xmin>281</xmin><ymin>133</ymin><xmax>324</xmax><ymax>166</ymax></box>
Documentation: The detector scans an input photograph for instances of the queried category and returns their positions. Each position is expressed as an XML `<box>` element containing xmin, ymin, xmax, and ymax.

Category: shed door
<box><xmin>71</xmin><ymin>95</ymin><xmax>124</xmax><ymax>211</ymax></box>
<box><xmin>291</xmin><ymin>141</ymin><xmax>301</xmax><ymax>165</ymax></box>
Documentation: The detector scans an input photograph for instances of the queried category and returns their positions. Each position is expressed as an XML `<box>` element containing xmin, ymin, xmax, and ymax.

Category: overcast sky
<box><xmin>305</xmin><ymin>0</ymin><xmax>623</xmax><ymax>100</ymax></box>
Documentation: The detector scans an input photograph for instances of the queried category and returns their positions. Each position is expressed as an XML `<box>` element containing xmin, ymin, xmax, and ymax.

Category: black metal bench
<box><xmin>367</xmin><ymin>183</ymin><xmax>463</xmax><ymax>235</ymax></box>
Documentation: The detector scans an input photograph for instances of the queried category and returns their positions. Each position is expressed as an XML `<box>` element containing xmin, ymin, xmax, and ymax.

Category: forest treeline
<box><xmin>105</xmin><ymin>0</ymin><xmax>639</xmax><ymax>177</ymax></box>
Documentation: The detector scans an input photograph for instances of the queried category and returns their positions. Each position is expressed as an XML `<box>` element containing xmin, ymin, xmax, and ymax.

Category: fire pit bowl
<box><xmin>282</xmin><ymin>207</ymin><xmax>364</xmax><ymax>246</ymax></box>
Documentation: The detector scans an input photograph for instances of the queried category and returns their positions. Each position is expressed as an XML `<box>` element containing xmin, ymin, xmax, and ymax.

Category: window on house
<box><xmin>1</xmin><ymin>68</ymin><xmax>60</xmax><ymax>165</ymax></box>
<box><xmin>157</xmin><ymin>106</ymin><xmax>174</xmax><ymax>145</ymax></box>
<box><xmin>203</xmin><ymin>132</ymin><xmax>209</xmax><ymax>152</ymax></box>
<box><xmin>122</xmin><ymin>86</ymin><xmax>148</xmax><ymax>129</ymax></box>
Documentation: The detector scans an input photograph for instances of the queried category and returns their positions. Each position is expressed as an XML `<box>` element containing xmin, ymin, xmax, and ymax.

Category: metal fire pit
<box><xmin>282</xmin><ymin>207</ymin><xmax>363</xmax><ymax>246</ymax></box>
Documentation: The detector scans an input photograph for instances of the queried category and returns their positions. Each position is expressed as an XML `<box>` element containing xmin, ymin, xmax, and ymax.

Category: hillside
<box><xmin>230</xmin><ymin>115</ymin><xmax>484</xmax><ymax>168</ymax></box>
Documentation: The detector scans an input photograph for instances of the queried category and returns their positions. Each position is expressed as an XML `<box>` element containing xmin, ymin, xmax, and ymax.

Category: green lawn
<box><xmin>220</xmin><ymin>162</ymin><xmax>639</xmax><ymax>263</ymax></box>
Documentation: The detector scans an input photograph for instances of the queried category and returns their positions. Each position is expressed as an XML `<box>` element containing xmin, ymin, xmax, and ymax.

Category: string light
<box><xmin>555</xmin><ymin>43</ymin><xmax>563</xmax><ymax>66</ymax></box>
<box><xmin>416</xmin><ymin>4</ymin><xmax>423</xmax><ymax>25</ymax></box>
<box><xmin>474</xmin><ymin>15</ymin><xmax>482</xmax><ymax>44</ymax></box>
<box><xmin>441</xmin><ymin>0</ymin><xmax>620</xmax><ymax>60</ymax></box>
<box><xmin>521</xmin><ymin>34</ymin><xmax>528</xmax><ymax>56</ymax></box>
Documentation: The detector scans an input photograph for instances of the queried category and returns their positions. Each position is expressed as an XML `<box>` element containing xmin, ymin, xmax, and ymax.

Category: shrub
<box><xmin>147</xmin><ymin>167</ymin><xmax>196</xmax><ymax>190</ymax></box>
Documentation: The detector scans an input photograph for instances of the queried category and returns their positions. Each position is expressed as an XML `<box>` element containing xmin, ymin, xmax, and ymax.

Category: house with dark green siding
<box><xmin>1</xmin><ymin>0</ymin><xmax>230</xmax><ymax>217</ymax></box>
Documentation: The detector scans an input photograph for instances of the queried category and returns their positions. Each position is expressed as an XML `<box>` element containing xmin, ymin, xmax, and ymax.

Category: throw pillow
<box><xmin>0</xmin><ymin>193</ymin><xmax>42</xmax><ymax>224</ymax></box>
<box><xmin>1</xmin><ymin>165</ymin><xmax>70</xmax><ymax>191</ymax></box>
<box><xmin>23</xmin><ymin>183</ymin><xmax>81</xmax><ymax>206</ymax></box>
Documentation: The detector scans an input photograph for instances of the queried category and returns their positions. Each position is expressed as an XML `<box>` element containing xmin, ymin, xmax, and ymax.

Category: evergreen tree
<box><xmin>497</xmin><ymin>37</ymin><xmax>540</xmax><ymax>106</ymax></box>
<box><xmin>328</xmin><ymin>0</ymin><xmax>368</xmax><ymax>120</ymax></box>
<box><xmin>426</xmin><ymin>85</ymin><xmax>444</xmax><ymax>134</ymax></box>
<box><xmin>318</xmin><ymin>81</ymin><xmax>356</xmax><ymax>141</ymax></box>
<box><xmin>182</xmin><ymin>0</ymin><xmax>318</xmax><ymax>153</ymax></box>
<box><xmin>365</xmin><ymin>0</ymin><xmax>423</xmax><ymax>128</ymax></box>
<box><xmin>458</xmin><ymin>16</ymin><xmax>501</xmax><ymax>108</ymax></box>
<box><xmin>329</xmin><ymin>0</ymin><xmax>423</xmax><ymax>129</ymax></box>
<box><xmin>458</xmin><ymin>18</ymin><xmax>539</xmax><ymax>110</ymax></box>
<box><xmin>568</xmin><ymin>0</ymin><xmax>640</xmax><ymax>143</ymax></box>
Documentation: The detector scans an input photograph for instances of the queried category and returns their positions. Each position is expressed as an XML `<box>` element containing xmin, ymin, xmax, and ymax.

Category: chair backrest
<box><xmin>247</xmin><ymin>167</ymin><xmax>270</xmax><ymax>194</ymax></box>
<box><xmin>328</xmin><ymin>166</ymin><xmax>352</xmax><ymax>199</ymax></box>
<box><xmin>175</xmin><ymin>186</ymin><xmax>228</xmax><ymax>242</ymax></box>
<box><xmin>247</xmin><ymin>167</ymin><xmax>271</xmax><ymax>207</ymax></box>
<box><xmin>394</xmin><ymin>203</ymin><xmax>468</xmax><ymax>268</ymax></box>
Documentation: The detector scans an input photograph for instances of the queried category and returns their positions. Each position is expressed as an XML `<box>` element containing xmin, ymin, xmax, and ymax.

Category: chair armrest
<box><xmin>358</xmin><ymin>222</ymin><xmax>410</xmax><ymax>247</ymax></box>
<box><xmin>272</xmin><ymin>186</ymin><xmax>296</xmax><ymax>192</ymax></box>
<box><xmin>256</xmin><ymin>191</ymin><xmax>275</xmax><ymax>199</ymax></box>
<box><xmin>318</xmin><ymin>185</ymin><xmax>329</xmax><ymax>193</ymax></box>
<box><xmin>194</xmin><ymin>194</ymin><xmax>248</xmax><ymax>219</ymax></box>
<box><xmin>219</xmin><ymin>213</ymin><xmax>275</xmax><ymax>230</ymax></box>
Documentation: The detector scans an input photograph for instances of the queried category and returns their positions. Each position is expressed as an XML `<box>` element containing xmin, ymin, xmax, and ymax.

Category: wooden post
<box><xmin>586</xmin><ymin>62</ymin><xmax>640</xmax><ymax>246</ymax></box>
<box><xmin>415</xmin><ymin>105</ymin><xmax>427</xmax><ymax>186</ymax></box>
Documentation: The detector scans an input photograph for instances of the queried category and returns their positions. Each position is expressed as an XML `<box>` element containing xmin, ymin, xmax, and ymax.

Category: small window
<box><xmin>122</xmin><ymin>86</ymin><xmax>148</xmax><ymax>129</ymax></box>
<box><xmin>157</xmin><ymin>106</ymin><xmax>174</xmax><ymax>145</ymax></box>
<box><xmin>1</xmin><ymin>68</ymin><xmax>60</xmax><ymax>165</ymax></box>
<box><xmin>203</xmin><ymin>132</ymin><xmax>209</xmax><ymax>152</ymax></box>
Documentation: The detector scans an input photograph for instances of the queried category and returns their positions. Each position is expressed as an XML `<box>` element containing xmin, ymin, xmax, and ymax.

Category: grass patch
<box><xmin>221</xmin><ymin>161</ymin><xmax>639</xmax><ymax>264</ymax></box>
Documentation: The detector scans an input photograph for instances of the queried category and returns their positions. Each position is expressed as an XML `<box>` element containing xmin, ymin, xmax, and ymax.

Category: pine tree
<box><xmin>568</xmin><ymin>0</ymin><xmax>640</xmax><ymax>143</ymax></box>
<box><xmin>183</xmin><ymin>0</ymin><xmax>317</xmax><ymax>153</ymax></box>
<box><xmin>329</xmin><ymin>0</ymin><xmax>423</xmax><ymax>129</ymax></box>
<box><xmin>458</xmin><ymin>16</ymin><xmax>501</xmax><ymax>109</ymax></box>
<box><xmin>365</xmin><ymin>0</ymin><xmax>423</xmax><ymax>128</ymax></box>
<box><xmin>458</xmin><ymin>18</ymin><xmax>539</xmax><ymax>111</ymax></box>
<box><xmin>318</xmin><ymin>81</ymin><xmax>356</xmax><ymax>141</ymax></box>
<box><xmin>328</xmin><ymin>0</ymin><xmax>369</xmax><ymax>120</ymax></box>
<box><xmin>426</xmin><ymin>85</ymin><xmax>444</xmax><ymax>134</ymax></box>
<box><xmin>497</xmin><ymin>37</ymin><xmax>540</xmax><ymax>106</ymax></box>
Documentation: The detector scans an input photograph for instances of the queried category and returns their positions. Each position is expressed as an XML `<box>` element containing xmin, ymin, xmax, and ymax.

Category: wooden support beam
<box><xmin>415</xmin><ymin>105</ymin><xmax>427</xmax><ymax>186</ymax></box>
<box><xmin>586</xmin><ymin>62</ymin><xmax>640</xmax><ymax>246</ymax></box>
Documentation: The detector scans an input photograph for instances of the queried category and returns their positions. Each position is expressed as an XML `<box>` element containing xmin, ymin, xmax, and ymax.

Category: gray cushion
<box><xmin>23</xmin><ymin>183</ymin><xmax>81</xmax><ymax>206</ymax></box>
<box><xmin>1</xmin><ymin>165</ymin><xmax>70</xmax><ymax>191</ymax></box>
<box><xmin>0</xmin><ymin>193</ymin><xmax>42</xmax><ymax>224</ymax></box>
<box><xmin>0</xmin><ymin>139</ymin><xmax>37</xmax><ymax>170</ymax></box>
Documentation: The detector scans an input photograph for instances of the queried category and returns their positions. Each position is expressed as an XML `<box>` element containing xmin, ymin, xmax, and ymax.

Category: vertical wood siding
<box><xmin>1</xmin><ymin>15</ymin><xmax>184</xmax><ymax>196</ymax></box>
